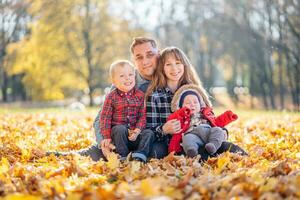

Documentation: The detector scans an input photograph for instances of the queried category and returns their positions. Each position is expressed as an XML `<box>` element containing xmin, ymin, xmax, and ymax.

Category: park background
<box><xmin>0</xmin><ymin>1</ymin><xmax>300</xmax><ymax>199</ymax></box>
<box><xmin>1</xmin><ymin>0</ymin><xmax>299</xmax><ymax>111</ymax></box>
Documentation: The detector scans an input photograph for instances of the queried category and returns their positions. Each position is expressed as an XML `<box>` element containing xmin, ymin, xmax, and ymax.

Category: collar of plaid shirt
<box><xmin>116</xmin><ymin>87</ymin><xmax>136</xmax><ymax>97</ymax></box>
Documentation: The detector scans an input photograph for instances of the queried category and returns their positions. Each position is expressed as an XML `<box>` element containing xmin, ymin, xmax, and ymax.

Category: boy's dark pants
<box><xmin>111</xmin><ymin>125</ymin><xmax>155</xmax><ymax>162</ymax></box>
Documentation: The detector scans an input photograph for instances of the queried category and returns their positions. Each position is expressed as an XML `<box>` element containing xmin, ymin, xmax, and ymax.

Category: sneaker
<box><xmin>46</xmin><ymin>151</ymin><xmax>69</xmax><ymax>157</ymax></box>
<box><xmin>131</xmin><ymin>157</ymin><xmax>145</xmax><ymax>163</ymax></box>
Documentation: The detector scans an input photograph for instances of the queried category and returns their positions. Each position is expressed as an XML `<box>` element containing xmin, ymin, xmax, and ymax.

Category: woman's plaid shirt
<box><xmin>146</xmin><ymin>87</ymin><xmax>173</xmax><ymax>141</ymax></box>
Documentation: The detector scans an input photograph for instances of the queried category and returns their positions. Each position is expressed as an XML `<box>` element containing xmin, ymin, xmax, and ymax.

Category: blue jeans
<box><xmin>111</xmin><ymin>125</ymin><xmax>155</xmax><ymax>162</ymax></box>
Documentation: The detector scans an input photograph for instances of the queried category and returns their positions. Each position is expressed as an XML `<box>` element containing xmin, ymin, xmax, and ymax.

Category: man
<box><xmin>51</xmin><ymin>37</ymin><xmax>247</xmax><ymax>161</ymax></box>
<box><xmin>79</xmin><ymin>37</ymin><xmax>164</xmax><ymax>161</ymax></box>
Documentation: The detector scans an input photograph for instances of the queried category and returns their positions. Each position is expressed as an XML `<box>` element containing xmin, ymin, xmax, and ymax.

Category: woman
<box><xmin>145</xmin><ymin>46</ymin><xmax>247</xmax><ymax>160</ymax></box>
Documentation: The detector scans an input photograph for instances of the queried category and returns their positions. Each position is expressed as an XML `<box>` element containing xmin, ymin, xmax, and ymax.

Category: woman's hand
<box><xmin>162</xmin><ymin>119</ymin><xmax>182</xmax><ymax>134</ymax></box>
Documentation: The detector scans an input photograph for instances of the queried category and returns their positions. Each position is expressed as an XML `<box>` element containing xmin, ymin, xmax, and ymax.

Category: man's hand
<box><xmin>162</xmin><ymin>119</ymin><xmax>182</xmax><ymax>134</ymax></box>
<box><xmin>128</xmin><ymin>128</ymin><xmax>141</xmax><ymax>141</ymax></box>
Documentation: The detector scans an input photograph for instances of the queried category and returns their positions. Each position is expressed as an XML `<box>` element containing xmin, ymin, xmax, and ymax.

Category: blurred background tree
<box><xmin>1</xmin><ymin>0</ymin><xmax>299</xmax><ymax>110</ymax></box>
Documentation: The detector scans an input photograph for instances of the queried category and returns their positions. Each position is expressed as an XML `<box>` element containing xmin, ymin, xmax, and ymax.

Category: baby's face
<box><xmin>182</xmin><ymin>94</ymin><xmax>201</xmax><ymax>114</ymax></box>
<box><xmin>112</xmin><ymin>64</ymin><xmax>135</xmax><ymax>92</ymax></box>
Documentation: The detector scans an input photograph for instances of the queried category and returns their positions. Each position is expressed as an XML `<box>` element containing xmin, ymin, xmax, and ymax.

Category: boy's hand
<box><xmin>128</xmin><ymin>128</ymin><xmax>140</xmax><ymax>141</ymax></box>
<box><xmin>100</xmin><ymin>139</ymin><xmax>115</xmax><ymax>158</ymax></box>
<box><xmin>100</xmin><ymin>139</ymin><xmax>113</xmax><ymax>149</ymax></box>
<box><xmin>133</xmin><ymin>128</ymin><xmax>141</xmax><ymax>134</ymax></box>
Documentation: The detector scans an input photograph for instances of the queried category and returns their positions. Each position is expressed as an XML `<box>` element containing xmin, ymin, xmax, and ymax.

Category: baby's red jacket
<box><xmin>167</xmin><ymin>107</ymin><xmax>238</xmax><ymax>153</ymax></box>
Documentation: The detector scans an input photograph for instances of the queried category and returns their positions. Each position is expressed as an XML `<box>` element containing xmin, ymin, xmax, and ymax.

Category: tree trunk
<box><xmin>1</xmin><ymin>70</ymin><xmax>8</xmax><ymax>102</ymax></box>
<box><xmin>88</xmin><ymin>85</ymin><xmax>94</xmax><ymax>107</ymax></box>
<box><xmin>276</xmin><ymin>6</ymin><xmax>285</xmax><ymax>110</ymax></box>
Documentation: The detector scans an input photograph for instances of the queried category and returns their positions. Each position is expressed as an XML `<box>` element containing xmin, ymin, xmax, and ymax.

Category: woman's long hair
<box><xmin>145</xmin><ymin>46</ymin><xmax>211</xmax><ymax>106</ymax></box>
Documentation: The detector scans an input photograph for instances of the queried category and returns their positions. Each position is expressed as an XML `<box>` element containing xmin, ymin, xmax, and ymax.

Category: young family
<box><xmin>50</xmin><ymin>37</ymin><xmax>247</xmax><ymax>162</ymax></box>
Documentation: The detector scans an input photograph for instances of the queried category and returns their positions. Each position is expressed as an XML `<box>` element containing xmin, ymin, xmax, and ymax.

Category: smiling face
<box><xmin>112</xmin><ymin>64</ymin><xmax>136</xmax><ymax>92</ymax></box>
<box><xmin>132</xmin><ymin>42</ymin><xmax>159</xmax><ymax>80</ymax></box>
<box><xmin>182</xmin><ymin>94</ymin><xmax>201</xmax><ymax>115</ymax></box>
<box><xmin>163</xmin><ymin>54</ymin><xmax>184</xmax><ymax>84</ymax></box>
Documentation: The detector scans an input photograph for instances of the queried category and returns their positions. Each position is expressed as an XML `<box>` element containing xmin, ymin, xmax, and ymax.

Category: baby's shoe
<box><xmin>186</xmin><ymin>148</ymin><xmax>198</xmax><ymax>158</ymax></box>
<box><xmin>205</xmin><ymin>143</ymin><xmax>217</xmax><ymax>155</ymax></box>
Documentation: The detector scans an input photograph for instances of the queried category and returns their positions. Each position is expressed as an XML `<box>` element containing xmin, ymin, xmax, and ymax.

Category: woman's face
<box><xmin>163</xmin><ymin>54</ymin><xmax>184</xmax><ymax>83</ymax></box>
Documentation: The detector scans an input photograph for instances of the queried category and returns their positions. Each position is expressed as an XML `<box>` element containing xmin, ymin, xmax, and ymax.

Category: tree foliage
<box><xmin>8</xmin><ymin>0</ymin><xmax>142</xmax><ymax>103</ymax></box>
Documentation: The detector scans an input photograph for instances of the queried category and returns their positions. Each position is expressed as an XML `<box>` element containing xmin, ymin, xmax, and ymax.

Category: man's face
<box><xmin>132</xmin><ymin>42</ymin><xmax>159</xmax><ymax>80</ymax></box>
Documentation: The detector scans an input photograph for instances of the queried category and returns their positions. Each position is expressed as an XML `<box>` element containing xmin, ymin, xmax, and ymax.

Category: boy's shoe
<box><xmin>131</xmin><ymin>152</ymin><xmax>147</xmax><ymax>163</ymax></box>
<box><xmin>131</xmin><ymin>157</ymin><xmax>145</xmax><ymax>163</ymax></box>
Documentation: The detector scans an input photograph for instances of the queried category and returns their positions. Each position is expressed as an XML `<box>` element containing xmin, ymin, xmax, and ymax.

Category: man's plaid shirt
<box><xmin>100</xmin><ymin>87</ymin><xmax>146</xmax><ymax>139</ymax></box>
<box><xmin>146</xmin><ymin>87</ymin><xmax>173</xmax><ymax>141</ymax></box>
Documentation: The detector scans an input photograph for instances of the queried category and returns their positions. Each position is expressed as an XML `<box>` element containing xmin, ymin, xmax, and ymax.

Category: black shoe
<box><xmin>46</xmin><ymin>151</ymin><xmax>69</xmax><ymax>157</ymax></box>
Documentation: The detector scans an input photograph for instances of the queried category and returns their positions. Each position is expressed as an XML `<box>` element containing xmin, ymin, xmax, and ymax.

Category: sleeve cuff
<box><xmin>155</xmin><ymin>125</ymin><xmax>166</xmax><ymax>137</ymax></box>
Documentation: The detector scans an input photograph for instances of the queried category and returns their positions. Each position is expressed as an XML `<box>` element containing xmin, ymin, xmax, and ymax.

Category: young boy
<box><xmin>167</xmin><ymin>84</ymin><xmax>238</xmax><ymax>157</ymax></box>
<box><xmin>100</xmin><ymin>60</ymin><xmax>154</xmax><ymax>162</ymax></box>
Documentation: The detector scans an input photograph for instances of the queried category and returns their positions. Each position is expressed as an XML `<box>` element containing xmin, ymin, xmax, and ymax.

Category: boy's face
<box><xmin>112</xmin><ymin>64</ymin><xmax>135</xmax><ymax>92</ymax></box>
<box><xmin>132</xmin><ymin>42</ymin><xmax>159</xmax><ymax>80</ymax></box>
<box><xmin>182</xmin><ymin>94</ymin><xmax>201</xmax><ymax>115</ymax></box>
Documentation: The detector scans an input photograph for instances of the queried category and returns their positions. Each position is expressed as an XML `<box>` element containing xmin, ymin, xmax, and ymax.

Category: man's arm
<box><xmin>93</xmin><ymin>85</ymin><xmax>115</xmax><ymax>146</ymax></box>
<box><xmin>93</xmin><ymin>112</ymin><xmax>103</xmax><ymax>145</ymax></box>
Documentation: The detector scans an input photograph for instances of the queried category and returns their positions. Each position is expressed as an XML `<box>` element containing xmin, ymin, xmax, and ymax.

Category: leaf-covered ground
<box><xmin>0</xmin><ymin>109</ymin><xmax>299</xmax><ymax>199</ymax></box>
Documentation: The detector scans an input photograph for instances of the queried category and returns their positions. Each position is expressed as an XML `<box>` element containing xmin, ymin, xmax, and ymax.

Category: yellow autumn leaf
<box><xmin>116</xmin><ymin>182</ymin><xmax>131</xmax><ymax>197</ymax></box>
<box><xmin>1</xmin><ymin>109</ymin><xmax>300</xmax><ymax>199</ymax></box>
<box><xmin>0</xmin><ymin>157</ymin><xmax>10</xmax><ymax>175</ymax></box>
<box><xmin>130</xmin><ymin>160</ymin><xmax>141</xmax><ymax>175</ymax></box>
<box><xmin>21</xmin><ymin>149</ymin><xmax>31</xmax><ymax>161</ymax></box>
<box><xmin>164</xmin><ymin>186</ymin><xmax>184</xmax><ymax>199</ymax></box>
<box><xmin>259</xmin><ymin>177</ymin><xmax>278</xmax><ymax>192</ymax></box>
<box><xmin>106</xmin><ymin>152</ymin><xmax>120</xmax><ymax>170</ymax></box>
<box><xmin>140</xmin><ymin>178</ymin><xmax>160</xmax><ymax>197</ymax></box>
<box><xmin>216</xmin><ymin>155</ymin><xmax>230</xmax><ymax>174</ymax></box>
<box><xmin>3</xmin><ymin>194</ymin><xmax>42</xmax><ymax>200</ymax></box>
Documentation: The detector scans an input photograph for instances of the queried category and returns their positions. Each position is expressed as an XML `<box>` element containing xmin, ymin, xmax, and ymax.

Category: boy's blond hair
<box><xmin>109</xmin><ymin>60</ymin><xmax>135</xmax><ymax>80</ymax></box>
<box><xmin>130</xmin><ymin>37</ymin><xmax>158</xmax><ymax>54</ymax></box>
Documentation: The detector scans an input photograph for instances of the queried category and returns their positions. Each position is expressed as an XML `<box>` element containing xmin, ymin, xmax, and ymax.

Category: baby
<box><xmin>168</xmin><ymin>84</ymin><xmax>238</xmax><ymax>157</ymax></box>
